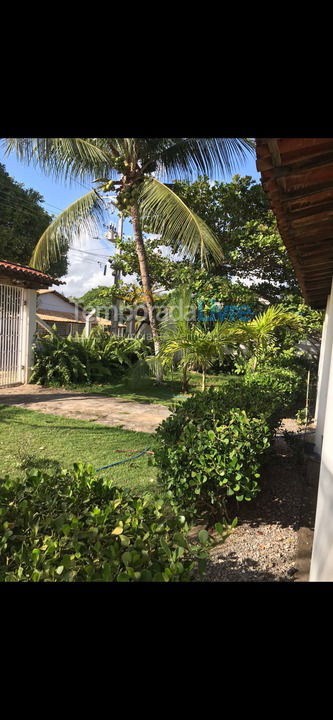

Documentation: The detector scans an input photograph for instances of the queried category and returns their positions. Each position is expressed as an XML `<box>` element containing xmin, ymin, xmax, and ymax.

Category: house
<box><xmin>256</xmin><ymin>138</ymin><xmax>333</xmax><ymax>581</ymax></box>
<box><xmin>0</xmin><ymin>260</ymin><xmax>59</xmax><ymax>386</ymax></box>
<box><xmin>36</xmin><ymin>290</ymin><xmax>113</xmax><ymax>336</ymax></box>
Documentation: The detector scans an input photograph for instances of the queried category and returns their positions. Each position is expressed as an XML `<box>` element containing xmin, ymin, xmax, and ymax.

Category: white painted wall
<box><xmin>22</xmin><ymin>289</ymin><xmax>37</xmax><ymax>383</ymax></box>
<box><xmin>310</xmin><ymin>278</ymin><xmax>333</xmax><ymax>581</ymax></box>
<box><xmin>315</xmin><ymin>286</ymin><xmax>333</xmax><ymax>454</ymax></box>
<box><xmin>37</xmin><ymin>291</ymin><xmax>84</xmax><ymax>318</ymax></box>
<box><xmin>315</xmin><ymin>297</ymin><xmax>329</xmax><ymax>421</ymax></box>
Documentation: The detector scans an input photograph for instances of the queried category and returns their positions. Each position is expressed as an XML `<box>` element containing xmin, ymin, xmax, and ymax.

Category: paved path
<box><xmin>0</xmin><ymin>384</ymin><xmax>170</xmax><ymax>433</ymax></box>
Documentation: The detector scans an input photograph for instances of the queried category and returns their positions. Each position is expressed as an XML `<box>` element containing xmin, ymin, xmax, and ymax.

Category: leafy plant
<box><xmin>155</xmin><ymin>403</ymin><xmax>270</xmax><ymax>520</ymax></box>
<box><xmin>142</xmin><ymin>286</ymin><xmax>247</xmax><ymax>391</ymax></box>
<box><xmin>30</xmin><ymin>327</ymin><xmax>151</xmax><ymax>386</ymax></box>
<box><xmin>242</xmin><ymin>305</ymin><xmax>303</xmax><ymax>372</ymax></box>
<box><xmin>0</xmin><ymin>463</ymin><xmax>231</xmax><ymax>583</ymax></box>
<box><xmin>154</xmin><ymin>366</ymin><xmax>305</xmax><ymax>520</ymax></box>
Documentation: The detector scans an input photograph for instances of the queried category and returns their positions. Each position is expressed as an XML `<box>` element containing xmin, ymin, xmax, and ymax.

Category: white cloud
<box><xmin>53</xmin><ymin>229</ymin><xmax>136</xmax><ymax>298</ymax></box>
<box><xmin>52</xmin><ymin>230</ymin><xmax>115</xmax><ymax>298</ymax></box>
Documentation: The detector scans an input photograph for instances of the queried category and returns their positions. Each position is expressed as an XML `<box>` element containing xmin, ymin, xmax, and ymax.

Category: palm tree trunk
<box><xmin>202</xmin><ymin>368</ymin><xmax>206</xmax><ymax>391</ymax></box>
<box><xmin>131</xmin><ymin>202</ymin><xmax>163</xmax><ymax>380</ymax></box>
<box><xmin>182</xmin><ymin>365</ymin><xmax>189</xmax><ymax>393</ymax></box>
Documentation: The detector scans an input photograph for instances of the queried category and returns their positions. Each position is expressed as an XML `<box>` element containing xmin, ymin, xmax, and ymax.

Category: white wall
<box><xmin>315</xmin><ymin>290</ymin><xmax>333</xmax><ymax>453</ymax></box>
<box><xmin>315</xmin><ymin>297</ymin><xmax>329</xmax><ymax>422</ymax></box>
<box><xmin>310</xmin><ymin>278</ymin><xmax>333</xmax><ymax>580</ymax></box>
<box><xmin>37</xmin><ymin>291</ymin><xmax>84</xmax><ymax>319</ymax></box>
<box><xmin>22</xmin><ymin>289</ymin><xmax>37</xmax><ymax>383</ymax></box>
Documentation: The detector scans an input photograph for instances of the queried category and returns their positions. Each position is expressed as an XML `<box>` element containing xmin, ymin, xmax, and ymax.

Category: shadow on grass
<box><xmin>19</xmin><ymin>455</ymin><xmax>64</xmax><ymax>474</ymax></box>
<box><xmin>70</xmin><ymin>376</ymin><xmax>186</xmax><ymax>404</ymax></box>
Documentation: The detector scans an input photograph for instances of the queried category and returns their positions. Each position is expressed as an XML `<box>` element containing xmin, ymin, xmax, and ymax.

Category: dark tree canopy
<box><xmin>164</xmin><ymin>174</ymin><xmax>300</xmax><ymax>299</ymax></box>
<box><xmin>0</xmin><ymin>163</ymin><xmax>69</xmax><ymax>278</ymax></box>
<box><xmin>110</xmin><ymin>175</ymin><xmax>300</xmax><ymax>303</ymax></box>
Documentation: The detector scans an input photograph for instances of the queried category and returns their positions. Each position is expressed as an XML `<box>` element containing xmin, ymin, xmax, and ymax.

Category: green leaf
<box><xmin>121</xmin><ymin>552</ymin><xmax>132</xmax><ymax>566</ymax></box>
<box><xmin>117</xmin><ymin>573</ymin><xmax>130</xmax><ymax>582</ymax></box>
<box><xmin>198</xmin><ymin>529</ymin><xmax>209</xmax><ymax>545</ymax></box>
<box><xmin>173</xmin><ymin>532</ymin><xmax>188</xmax><ymax>549</ymax></box>
<box><xmin>215</xmin><ymin>522</ymin><xmax>225</xmax><ymax>536</ymax></box>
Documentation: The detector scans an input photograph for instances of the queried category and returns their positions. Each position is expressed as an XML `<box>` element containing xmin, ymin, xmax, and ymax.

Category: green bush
<box><xmin>31</xmin><ymin>327</ymin><xmax>151</xmax><ymax>386</ymax></box>
<box><xmin>154</xmin><ymin>366</ymin><xmax>305</xmax><ymax>519</ymax></box>
<box><xmin>244</xmin><ymin>365</ymin><xmax>306</xmax><ymax>426</ymax></box>
<box><xmin>155</xmin><ymin>407</ymin><xmax>270</xmax><ymax>519</ymax></box>
<box><xmin>0</xmin><ymin>463</ymin><xmax>229</xmax><ymax>582</ymax></box>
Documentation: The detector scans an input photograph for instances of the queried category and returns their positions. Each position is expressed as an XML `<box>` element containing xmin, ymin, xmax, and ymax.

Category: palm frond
<box><xmin>1</xmin><ymin>138</ymin><xmax>116</xmax><ymax>184</ymax></box>
<box><xmin>30</xmin><ymin>190</ymin><xmax>106</xmax><ymax>271</ymax></box>
<box><xmin>160</xmin><ymin>286</ymin><xmax>194</xmax><ymax>333</ymax></box>
<box><xmin>246</xmin><ymin>305</ymin><xmax>302</xmax><ymax>339</ymax></box>
<box><xmin>152</xmin><ymin>138</ymin><xmax>255</xmax><ymax>181</ymax></box>
<box><xmin>138</xmin><ymin>178</ymin><xmax>224</xmax><ymax>265</ymax></box>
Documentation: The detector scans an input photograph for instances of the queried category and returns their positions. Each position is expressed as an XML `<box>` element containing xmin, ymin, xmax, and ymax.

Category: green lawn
<box><xmin>0</xmin><ymin>404</ymin><xmax>158</xmax><ymax>494</ymax></box>
<box><xmin>68</xmin><ymin>370</ymin><xmax>238</xmax><ymax>407</ymax></box>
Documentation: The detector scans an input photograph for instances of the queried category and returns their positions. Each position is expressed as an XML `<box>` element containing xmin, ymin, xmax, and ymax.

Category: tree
<box><xmin>0</xmin><ymin>163</ymin><xmax>68</xmax><ymax>277</ymax></box>
<box><xmin>164</xmin><ymin>174</ymin><xmax>299</xmax><ymax>299</ymax></box>
<box><xmin>1</xmin><ymin>138</ymin><xmax>254</xmax><ymax>369</ymax></box>
<box><xmin>108</xmin><ymin>233</ymin><xmax>187</xmax><ymax>290</ymax></box>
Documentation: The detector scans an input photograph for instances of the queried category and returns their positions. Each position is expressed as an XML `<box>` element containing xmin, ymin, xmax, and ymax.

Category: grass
<box><xmin>66</xmin><ymin>370</ymin><xmax>238</xmax><ymax>407</ymax></box>
<box><xmin>0</xmin><ymin>371</ymin><xmax>239</xmax><ymax>496</ymax></box>
<box><xmin>0</xmin><ymin>404</ymin><xmax>158</xmax><ymax>494</ymax></box>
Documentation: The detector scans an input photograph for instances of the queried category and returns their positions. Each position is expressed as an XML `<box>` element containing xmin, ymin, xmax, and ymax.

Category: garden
<box><xmin>0</xmin><ymin>138</ymin><xmax>324</xmax><ymax>582</ymax></box>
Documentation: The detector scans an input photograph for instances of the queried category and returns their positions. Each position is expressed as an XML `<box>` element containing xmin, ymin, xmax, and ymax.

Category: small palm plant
<box><xmin>154</xmin><ymin>287</ymin><xmax>246</xmax><ymax>391</ymax></box>
<box><xmin>243</xmin><ymin>305</ymin><xmax>302</xmax><ymax>372</ymax></box>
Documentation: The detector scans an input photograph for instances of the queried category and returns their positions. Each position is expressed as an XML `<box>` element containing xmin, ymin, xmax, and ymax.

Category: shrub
<box><xmin>244</xmin><ymin>365</ymin><xmax>306</xmax><ymax>425</ymax></box>
<box><xmin>155</xmin><ymin>409</ymin><xmax>270</xmax><ymax>516</ymax></box>
<box><xmin>154</xmin><ymin>366</ymin><xmax>305</xmax><ymax>519</ymax></box>
<box><xmin>31</xmin><ymin>328</ymin><xmax>151</xmax><ymax>386</ymax></box>
<box><xmin>0</xmin><ymin>463</ymin><xmax>230</xmax><ymax>582</ymax></box>
<box><xmin>155</xmin><ymin>407</ymin><xmax>271</xmax><ymax>519</ymax></box>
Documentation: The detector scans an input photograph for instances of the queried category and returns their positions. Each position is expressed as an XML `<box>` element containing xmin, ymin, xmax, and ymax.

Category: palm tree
<box><xmin>157</xmin><ymin>286</ymin><xmax>246</xmax><ymax>391</ymax></box>
<box><xmin>243</xmin><ymin>305</ymin><xmax>302</xmax><ymax>371</ymax></box>
<box><xmin>1</xmin><ymin>138</ymin><xmax>254</xmax><ymax>368</ymax></box>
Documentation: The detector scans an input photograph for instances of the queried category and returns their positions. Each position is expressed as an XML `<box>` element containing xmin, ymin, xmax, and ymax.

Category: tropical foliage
<box><xmin>0</xmin><ymin>163</ymin><xmax>68</xmax><ymax>277</ymax></box>
<box><xmin>1</xmin><ymin>138</ymin><xmax>254</xmax><ymax>361</ymax></box>
<box><xmin>30</xmin><ymin>327</ymin><xmax>151</xmax><ymax>386</ymax></box>
<box><xmin>155</xmin><ymin>365</ymin><xmax>306</xmax><ymax>520</ymax></box>
<box><xmin>0</xmin><ymin>462</ymin><xmax>231</xmax><ymax>582</ymax></box>
<box><xmin>163</xmin><ymin>174</ymin><xmax>299</xmax><ymax>298</ymax></box>
<box><xmin>155</xmin><ymin>405</ymin><xmax>270</xmax><ymax>520</ymax></box>
<box><xmin>242</xmin><ymin>305</ymin><xmax>303</xmax><ymax>372</ymax></box>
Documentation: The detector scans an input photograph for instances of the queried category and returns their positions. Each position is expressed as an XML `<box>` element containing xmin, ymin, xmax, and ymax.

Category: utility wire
<box><xmin>0</xmin><ymin>189</ymin><xmax>65</xmax><ymax>214</ymax></box>
<box><xmin>69</xmin><ymin>246</ymin><xmax>111</xmax><ymax>259</ymax></box>
<box><xmin>0</xmin><ymin>195</ymin><xmax>65</xmax><ymax>221</ymax></box>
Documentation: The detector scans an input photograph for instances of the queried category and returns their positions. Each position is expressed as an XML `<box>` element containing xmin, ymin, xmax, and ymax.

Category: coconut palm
<box><xmin>1</xmin><ymin>137</ymin><xmax>254</xmax><ymax>368</ymax></box>
<box><xmin>243</xmin><ymin>304</ymin><xmax>302</xmax><ymax>371</ymax></box>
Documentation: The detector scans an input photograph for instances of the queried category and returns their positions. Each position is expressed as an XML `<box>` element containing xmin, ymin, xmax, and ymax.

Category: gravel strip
<box><xmin>200</xmin><ymin>419</ymin><xmax>313</xmax><ymax>582</ymax></box>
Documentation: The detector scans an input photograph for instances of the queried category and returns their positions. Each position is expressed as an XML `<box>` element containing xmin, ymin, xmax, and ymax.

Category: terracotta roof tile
<box><xmin>0</xmin><ymin>260</ymin><xmax>61</xmax><ymax>285</ymax></box>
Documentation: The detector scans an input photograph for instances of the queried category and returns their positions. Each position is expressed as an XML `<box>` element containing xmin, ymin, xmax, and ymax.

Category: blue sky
<box><xmin>0</xmin><ymin>146</ymin><xmax>261</xmax><ymax>297</ymax></box>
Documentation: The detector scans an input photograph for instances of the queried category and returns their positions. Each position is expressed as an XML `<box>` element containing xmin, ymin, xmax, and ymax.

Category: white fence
<box><xmin>0</xmin><ymin>284</ymin><xmax>24</xmax><ymax>386</ymax></box>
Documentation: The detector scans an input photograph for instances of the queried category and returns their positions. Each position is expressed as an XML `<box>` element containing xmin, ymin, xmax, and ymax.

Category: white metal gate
<box><xmin>0</xmin><ymin>284</ymin><xmax>24</xmax><ymax>387</ymax></box>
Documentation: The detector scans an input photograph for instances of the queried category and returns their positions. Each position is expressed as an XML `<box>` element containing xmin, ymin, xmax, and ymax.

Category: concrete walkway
<box><xmin>0</xmin><ymin>384</ymin><xmax>170</xmax><ymax>433</ymax></box>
